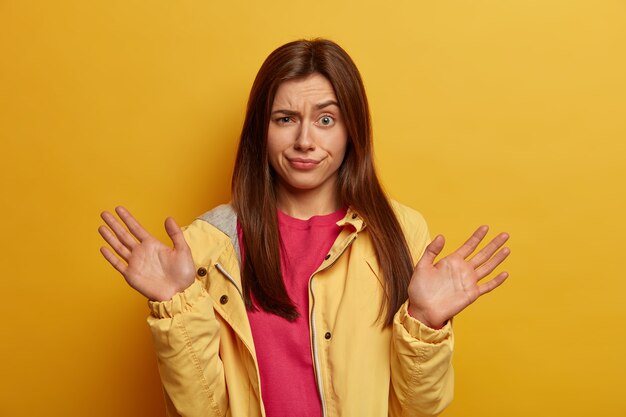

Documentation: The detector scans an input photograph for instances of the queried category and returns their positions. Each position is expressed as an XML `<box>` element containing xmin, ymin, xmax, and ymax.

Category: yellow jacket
<box><xmin>147</xmin><ymin>202</ymin><xmax>454</xmax><ymax>417</ymax></box>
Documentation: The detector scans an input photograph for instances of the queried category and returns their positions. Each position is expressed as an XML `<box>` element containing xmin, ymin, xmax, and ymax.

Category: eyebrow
<box><xmin>315</xmin><ymin>100</ymin><xmax>340</xmax><ymax>110</ymax></box>
<box><xmin>271</xmin><ymin>100</ymin><xmax>340</xmax><ymax>115</ymax></box>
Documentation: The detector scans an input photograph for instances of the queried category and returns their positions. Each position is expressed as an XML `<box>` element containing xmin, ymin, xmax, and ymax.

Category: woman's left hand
<box><xmin>407</xmin><ymin>226</ymin><xmax>511</xmax><ymax>329</ymax></box>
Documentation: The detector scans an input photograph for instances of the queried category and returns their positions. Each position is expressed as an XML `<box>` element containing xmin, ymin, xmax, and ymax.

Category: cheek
<box><xmin>266</xmin><ymin>131</ymin><xmax>285</xmax><ymax>170</ymax></box>
<box><xmin>331</xmin><ymin>129</ymin><xmax>349</xmax><ymax>160</ymax></box>
<box><xmin>267</xmin><ymin>125</ymin><xmax>290</xmax><ymax>151</ymax></box>
<box><xmin>336</xmin><ymin>147</ymin><xmax>348</xmax><ymax>170</ymax></box>
<box><xmin>266</xmin><ymin>145</ymin><xmax>280</xmax><ymax>171</ymax></box>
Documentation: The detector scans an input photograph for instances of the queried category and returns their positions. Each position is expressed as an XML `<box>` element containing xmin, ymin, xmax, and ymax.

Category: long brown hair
<box><xmin>232</xmin><ymin>39</ymin><xmax>415</xmax><ymax>326</ymax></box>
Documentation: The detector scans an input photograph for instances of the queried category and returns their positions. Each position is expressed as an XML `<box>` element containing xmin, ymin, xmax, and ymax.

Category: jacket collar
<box><xmin>199</xmin><ymin>203</ymin><xmax>367</xmax><ymax>241</ymax></box>
<box><xmin>337</xmin><ymin>207</ymin><xmax>366</xmax><ymax>233</ymax></box>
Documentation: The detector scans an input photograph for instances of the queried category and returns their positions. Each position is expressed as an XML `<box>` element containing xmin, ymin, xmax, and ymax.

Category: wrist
<box><xmin>407</xmin><ymin>303</ymin><xmax>446</xmax><ymax>330</ymax></box>
<box><xmin>149</xmin><ymin>280</ymin><xmax>195</xmax><ymax>302</ymax></box>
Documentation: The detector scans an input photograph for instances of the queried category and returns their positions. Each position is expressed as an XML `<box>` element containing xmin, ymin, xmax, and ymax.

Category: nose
<box><xmin>294</xmin><ymin>123</ymin><xmax>315</xmax><ymax>151</ymax></box>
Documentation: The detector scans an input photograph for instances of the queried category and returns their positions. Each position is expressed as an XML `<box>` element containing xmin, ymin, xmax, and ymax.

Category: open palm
<box><xmin>98</xmin><ymin>206</ymin><xmax>196</xmax><ymax>302</ymax></box>
<box><xmin>408</xmin><ymin>226</ymin><xmax>511</xmax><ymax>329</ymax></box>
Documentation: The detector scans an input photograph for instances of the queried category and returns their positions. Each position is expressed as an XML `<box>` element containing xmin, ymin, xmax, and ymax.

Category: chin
<box><xmin>285</xmin><ymin>182</ymin><xmax>323</xmax><ymax>192</ymax></box>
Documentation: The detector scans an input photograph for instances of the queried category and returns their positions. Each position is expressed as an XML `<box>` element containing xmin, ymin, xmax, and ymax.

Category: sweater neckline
<box><xmin>277</xmin><ymin>207</ymin><xmax>348</xmax><ymax>229</ymax></box>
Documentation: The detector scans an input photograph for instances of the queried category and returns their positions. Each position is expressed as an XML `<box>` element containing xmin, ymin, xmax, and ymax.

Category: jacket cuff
<box><xmin>148</xmin><ymin>280</ymin><xmax>206</xmax><ymax>319</ymax></box>
<box><xmin>397</xmin><ymin>301</ymin><xmax>453</xmax><ymax>344</ymax></box>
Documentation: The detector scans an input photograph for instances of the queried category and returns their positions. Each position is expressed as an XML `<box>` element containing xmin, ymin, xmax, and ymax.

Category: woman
<box><xmin>98</xmin><ymin>39</ymin><xmax>510</xmax><ymax>417</ymax></box>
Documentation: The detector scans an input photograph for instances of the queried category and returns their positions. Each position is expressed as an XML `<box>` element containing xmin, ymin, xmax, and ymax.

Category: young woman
<box><xmin>98</xmin><ymin>39</ymin><xmax>510</xmax><ymax>417</ymax></box>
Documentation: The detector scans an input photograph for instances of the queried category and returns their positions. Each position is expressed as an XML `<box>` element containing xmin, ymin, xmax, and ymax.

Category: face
<box><xmin>267</xmin><ymin>73</ymin><xmax>348</xmax><ymax>202</ymax></box>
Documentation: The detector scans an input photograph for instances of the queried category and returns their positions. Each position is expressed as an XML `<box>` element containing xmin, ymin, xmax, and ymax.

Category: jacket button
<box><xmin>197</xmin><ymin>267</ymin><xmax>207</xmax><ymax>277</ymax></box>
<box><xmin>324</xmin><ymin>254</ymin><xmax>331</xmax><ymax>260</ymax></box>
<box><xmin>220</xmin><ymin>295</ymin><xmax>229</xmax><ymax>304</ymax></box>
<box><xmin>324</xmin><ymin>332</ymin><xmax>332</xmax><ymax>340</ymax></box>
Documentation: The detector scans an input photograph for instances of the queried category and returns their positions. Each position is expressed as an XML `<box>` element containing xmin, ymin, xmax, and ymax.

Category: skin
<box><xmin>407</xmin><ymin>228</ymin><xmax>510</xmax><ymax>328</ymax></box>
<box><xmin>98</xmin><ymin>72</ymin><xmax>511</xmax><ymax>328</ymax></box>
<box><xmin>267</xmin><ymin>73</ymin><xmax>348</xmax><ymax>219</ymax></box>
<box><xmin>99</xmin><ymin>207</ymin><xmax>195</xmax><ymax>302</ymax></box>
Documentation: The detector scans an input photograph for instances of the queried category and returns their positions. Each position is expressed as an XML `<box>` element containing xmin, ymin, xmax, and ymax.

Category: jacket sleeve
<box><xmin>389</xmin><ymin>303</ymin><xmax>454</xmax><ymax>416</ymax></box>
<box><xmin>389</xmin><ymin>202</ymin><xmax>454</xmax><ymax>416</ymax></box>
<box><xmin>147</xmin><ymin>280</ymin><xmax>228</xmax><ymax>417</ymax></box>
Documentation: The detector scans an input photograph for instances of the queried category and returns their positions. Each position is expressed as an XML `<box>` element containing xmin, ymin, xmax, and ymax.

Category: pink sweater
<box><xmin>243</xmin><ymin>208</ymin><xmax>346</xmax><ymax>417</ymax></box>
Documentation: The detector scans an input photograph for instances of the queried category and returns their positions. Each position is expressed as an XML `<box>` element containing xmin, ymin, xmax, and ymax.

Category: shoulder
<box><xmin>389</xmin><ymin>200</ymin><xmax>428</xmax><ymax>233</ymax></box>
<box><xmin>197</xmin><ymin>204</ymin><xmax>237</xmax><ymax>231</ymax></box>
<box><xmin>389</xmin><ymin>200</ymin><xmax>431</xmax><ymax>262</ymax></box>
<box><xmin>183</xmin><ymin>204</ymin><xmax>236</xmax><ymax>238</ymax></box>
<box><xmin>181</xmin><ymin>204</ymin><xmax>239</xmax><ymax>264</ymax></box>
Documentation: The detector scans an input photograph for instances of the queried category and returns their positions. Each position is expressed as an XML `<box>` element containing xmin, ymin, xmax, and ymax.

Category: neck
<box><xmin>275</xmin><ymin>183</ymin><xmax>342</xmax><ymax>220</ymax></box>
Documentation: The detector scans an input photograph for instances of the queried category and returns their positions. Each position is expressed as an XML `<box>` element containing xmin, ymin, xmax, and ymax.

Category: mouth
<box><xmin>287</xmin><ymin>157</ymin><xmax>321</xmax><ymax>170</ymax></box>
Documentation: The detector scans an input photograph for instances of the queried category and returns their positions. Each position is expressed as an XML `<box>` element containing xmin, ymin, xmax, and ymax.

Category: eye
<box><xmin>319</xmin><ymin>115</ymin><xmax>335</xmax><ymax>126</ymax></box>
<box><xmin>276</xmin><ymin>116</ymin><xmax>293</xmax><ymax>124</ymax></box>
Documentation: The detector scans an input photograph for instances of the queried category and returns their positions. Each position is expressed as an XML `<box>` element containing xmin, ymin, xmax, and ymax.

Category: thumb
<box><xmin>418</xmin><ymin>235</ymin><xmax>445</xmax><ymax>267</ymax></box>
<box><xmin>164</xmin><ymin>217</ymin><xmax>187</xmax><ymax>250</ymax></box>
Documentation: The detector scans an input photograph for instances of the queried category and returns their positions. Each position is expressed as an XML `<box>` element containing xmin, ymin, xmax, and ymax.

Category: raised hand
<box><xmin>407</xmin><ymin>226</ymin><xmax>510</xmax><ymax>329</ymax></box>
<box><xmin>98</xmin><ymin>206</ymin><xmax>196</xmax><ymax>302</ymax></box>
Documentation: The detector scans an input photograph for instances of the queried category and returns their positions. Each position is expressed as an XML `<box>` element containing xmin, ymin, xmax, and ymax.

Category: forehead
<box><xmin>272</xmin><ymin>73</ymin><xmax>337</xmax><ymax>107</ymax></box>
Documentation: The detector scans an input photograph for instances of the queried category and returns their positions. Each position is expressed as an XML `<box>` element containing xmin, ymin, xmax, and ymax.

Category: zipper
<box><xmin>309</xmin><ymin>233</ymin><xmax>358</xmax><ymax>417</ymax></box>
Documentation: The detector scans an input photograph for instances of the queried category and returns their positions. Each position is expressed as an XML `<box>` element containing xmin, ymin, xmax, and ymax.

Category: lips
<box><xmin>287</xmin><ymin>157</ymin><xmax>321</xmax><ymax>170</ymax></box>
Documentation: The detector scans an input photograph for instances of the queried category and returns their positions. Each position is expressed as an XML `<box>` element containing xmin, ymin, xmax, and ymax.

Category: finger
<box><xmin>98</xmin><ymin>224</ymin><xmax>131</xmax><ymax>261</ymax></box>
<box><xmin>114</xmin><ymin>206</ymin><xmax>150</xmax><ymax>242</ymax></box>
<box><xmin>100</xmin><ymin>246</ymin><xmax>128</xmax><ymax>276</ymax></box>
<box><xmin>455</xmin><ymin>225</ymin><xmax>489</xmax><ymax>258</ymax></box>
<box><xmin>417</xmin><ymin>235</ymin><xmax>445</xmax><ymax>267</ymax></box>
<box><xmin>468</xmin><ymin>232</ymin><xmax>510</xmax><ymax>269</ymax></box>
<box><xmin>101</xmin><ymin>210</ymin><xmax>140</xmax><ymax>250</ymax></box>
<box><xmin>476</xmin><ymin>246</ymin><xmax>511</xmax><ymax>280</ymax></box>
<box><xmin>477</xmin><ymin>271</ymin><xmax>509</xmax><ymax>296</ymax></box>
<box><xmin>164</xmin><ymin>217</ymin><xmax>187</xmax><ymax>251</ymax></box>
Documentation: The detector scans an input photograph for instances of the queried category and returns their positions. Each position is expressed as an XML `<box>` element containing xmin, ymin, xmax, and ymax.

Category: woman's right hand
<box><xmin>98</xmin><ymin>206</ymin><xmax>196</xmax><ymax>302</ymax></box>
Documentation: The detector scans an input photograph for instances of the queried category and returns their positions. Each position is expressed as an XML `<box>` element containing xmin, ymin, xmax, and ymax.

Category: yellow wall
<box><xmin>1</xmin><ymin>1</ymin><xmax>624</xmax><ymax>416</ymax></box>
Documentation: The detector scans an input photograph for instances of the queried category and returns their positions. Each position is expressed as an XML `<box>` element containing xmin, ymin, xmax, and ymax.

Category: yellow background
<box><xmin>1</xmin><ymin>1</ymin><xmax>624</xmax><ymax>416</ymax></box>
